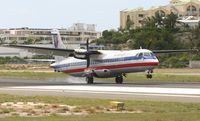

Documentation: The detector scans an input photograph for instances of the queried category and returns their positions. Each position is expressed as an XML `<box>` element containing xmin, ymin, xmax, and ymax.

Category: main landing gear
<box><xmin>86</xmin><ymin>75</ymin><xmax>124</xmax><ymax>84</ymax></box>
<box><xmin>146</xmin><ymin>70</ymin><xmax>153</xmax><ymax>79</ymax></box>
<box><xmin>115</xmin><ymin>75</ymin><xmax>123</xmax><ymax>84</ymax></box>
<box><xmin>86</xmin><ymin>76</ymin><xmax>94</xmax><ymax>84</ymax></box>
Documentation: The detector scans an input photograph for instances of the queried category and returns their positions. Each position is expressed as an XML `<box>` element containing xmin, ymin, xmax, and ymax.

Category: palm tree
<box><xmin>126</xmin><ymin>15</ymin><xmax>134</xmax><ymax>30</ymax></box>
<box><xmin>164</xmin><ymin>12</ymin><xmax>178</xmax><ymax>30</ymax></box>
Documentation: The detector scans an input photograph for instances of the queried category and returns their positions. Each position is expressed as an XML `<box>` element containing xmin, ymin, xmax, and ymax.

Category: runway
<box><xmin>0</xmin><ymin>78</ymin><xmax>200</xmax><ymax>103</ymax></box>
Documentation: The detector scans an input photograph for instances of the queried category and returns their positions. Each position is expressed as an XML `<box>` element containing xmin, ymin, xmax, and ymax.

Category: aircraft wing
<box><xmin>7</xmin><ymin>44</ymin><xmax>75</xmax><ymax>57</ymax></box>
<box><xmin>152</xmin><ymin>49</ymin><xmax>199</xmax><ymax>54</ymax></box>
<box><xmin>5</xmin><ymin>44</ymin><xmax>102</xmax><ymax>57</ymax></box>
<box><xmin>26</xmin><ymin>59</ymin><xmax>56</xmax><ymax>63</ymax></box>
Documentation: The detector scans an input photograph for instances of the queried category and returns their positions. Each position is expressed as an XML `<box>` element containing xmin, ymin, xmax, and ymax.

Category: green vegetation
<box><xmin>0</xmin><ymin>113</ymin><xmax>199</xmax><ymax>121</ymax></box>
<box><xmin>125</xmin><ymin>15</ymin><xmax>134</xmax><ymax>30</ymax></box>
<box><xmin>125</xmin><ymin>73</ymin><xmax>200</xmax><ymax>82</ymax></box>
<box><xmin>0</xmin><ymin>94</ymin><xmax>200</xmax><ymax>121</ymax></box>
<box><xmin>0</xmin><ymin>56</ymin><xmax>54</xmax><ymax>65</ymax></box>
<box><xmin>158</xmin><ymin>53</ymin><xmax>191</xmax><ymax>68</ymax></box>
<box><xmin>96</xmin><ymin>12</ymin><xmax>200</xmax><ymax>50</ymax></box>
<box><xmin>0</xmin><ymin>71</ymin><xmax>65</xmax><ymax>80</ymax></box>
<box><xmin>31</xmin><ymin>55</ymin><xmax>54</xmax><ymax>59</ymax></box>
<box><xmin>0</xmin><ymin>57</ymin><xmax>26</xmax><ymax>64</ymax></box>
<box><xmin>0</xmin><ymin>108</ymin><xmax>15</xmax><ymax>114</ymax></box>
<box><xmin>0</xmin><ymin>94</ymin><xmax>105</xmax><ymax>108</ymax></box>
<box><xmin>24</xmin><ymin>37</ymin><xmax>41</xmax><ymax>44</ymax></box>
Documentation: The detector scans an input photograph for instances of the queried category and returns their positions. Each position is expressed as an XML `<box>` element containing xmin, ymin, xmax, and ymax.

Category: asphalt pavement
<box><xmin>0</xmin><ymin>78</ymin><xmax>200</xmax><ymax>103</ymax></box>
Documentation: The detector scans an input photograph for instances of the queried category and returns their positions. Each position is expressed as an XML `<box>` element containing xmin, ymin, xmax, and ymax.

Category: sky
<box><xmin>0</xmin><ymin>0</ymin><xmax>169</xmax><ymax>31</ymax></box>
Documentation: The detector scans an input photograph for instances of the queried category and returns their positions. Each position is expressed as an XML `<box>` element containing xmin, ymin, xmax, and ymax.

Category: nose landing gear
<box><xmin>146</xmin><ymin>74</ymin><xmax>152</xmax><ymax>79</ymax></box>
<box><xmin>146</xmin><ymin>70</ymin><xmax>153</xmax><ymax>79</ymax></box>
<box><xmin>86</xmin><ymin>76</ymin><xmax>94</xmax><ymax>84</ymax></box>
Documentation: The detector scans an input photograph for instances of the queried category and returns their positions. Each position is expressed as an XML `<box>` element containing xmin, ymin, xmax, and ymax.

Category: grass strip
<box><xmin>0</xmin><ymin>71</ymin><xmax>65</xmax><ymax>80</ymax></box>
<box><xmin>0</xmin><ymin>94</ymin><xmax>199</xmax><ymax>121</ymax></box>
<box><xmin>0</xmin><ymin>70</ymin><xmax>200</xmax><ymax>82</ymax></box>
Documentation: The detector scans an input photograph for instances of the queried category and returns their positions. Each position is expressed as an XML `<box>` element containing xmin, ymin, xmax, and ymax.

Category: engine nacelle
<box><xmin>74</xmin><ymin>49</ymin><xmax>87</xmax><ymax>59</ymax></box>
<box><xmin>93</xmin><ymin>69</ymin><xmax>111</xmax><ymax>78</ymax></box>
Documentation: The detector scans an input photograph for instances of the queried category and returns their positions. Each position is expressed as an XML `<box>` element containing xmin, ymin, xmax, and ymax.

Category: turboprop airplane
<box><xmin>7</xmin><ymin>29</ymin><xmax>198</xmax><ymax>84</ymax></box>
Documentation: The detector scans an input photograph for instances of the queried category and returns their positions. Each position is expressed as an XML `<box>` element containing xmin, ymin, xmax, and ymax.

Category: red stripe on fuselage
<box><xmin>63</xmin><ymin>62</ymin><xmax>159</xmax><ymax>74</ymax></box>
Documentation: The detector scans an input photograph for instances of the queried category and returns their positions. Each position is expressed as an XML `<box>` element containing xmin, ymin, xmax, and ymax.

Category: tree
<box><xmin>144</xmin><ymin>17</ymin><xmax>156</xmax><ymax>28</ymax></box>
<box><xmin>190</xmin><ymin>22</ymin><xmax>200</xmax><ymax>49</ymax></box>
<box><xmin>164</xmin><ymin>12</ymin><xmax>178</xmax><ymax>30</ymax></box>
<box><xmin>34</xmin><ymin>38</ymin><xmax>41</xmax><ymax>44</ymax></box>
<box><xmin>125</xmin><ymin>15</ymin><xmax>134</xmax><ymax>30</ymax></box>
<box><xmin>102</xmin><ymin>30</ymin><xmax>112</xmax><ymax>40</ymax></box>
<box><xmin>95</xmin><ymin>13</ymin><xmax>184</xmax><ymax>51</ymax></box>
<box><xmin>154</xmin><ymin>11</ymin><xmax>165</xmax><ymax>28</ymax></box>
<box><xmin>144</xmin><ymin>12</ymin><xmax>165</xmax><ymax>28</ymax></box>
<box><xmin>24</xmin><ymin>37</ymin><xmax>34</xmax><ymax>44</ymax></box>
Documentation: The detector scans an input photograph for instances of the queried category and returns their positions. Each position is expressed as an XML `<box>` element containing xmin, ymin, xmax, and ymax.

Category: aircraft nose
<box><xmin>155</xmin><ymin>57</ymin><xmax>159</xmax><ymax>65</ymax></box>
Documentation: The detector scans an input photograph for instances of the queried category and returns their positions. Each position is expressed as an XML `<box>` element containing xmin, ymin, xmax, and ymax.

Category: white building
<box><xmin>0</xmin><ymin>23</ymin><xmax>102</xmax><ymax>57</ymax></box>
<box><xmin>177</xmin><ymin>16</ymin><xmax>200</xmax><ymax>27</ymax></box>
<box><xmin>0</xmin><ymin>23</ymin><xmax>101</xmax><ymax>49</ymax></box>
<box><xmin>120</xmin><ymin>0</ymin><xmax>200</xmax><ymax>29</ymax></box>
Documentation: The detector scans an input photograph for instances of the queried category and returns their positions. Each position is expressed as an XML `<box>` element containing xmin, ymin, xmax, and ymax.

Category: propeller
<box><xmin>86</xmin><ymin>39</ymin><xmax>90</xmax><ymax>68</ymax></box>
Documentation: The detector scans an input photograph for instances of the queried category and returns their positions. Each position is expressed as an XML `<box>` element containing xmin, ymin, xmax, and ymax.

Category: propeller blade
<box><xmin>86</xmin><ymin>39</ymin><xmax>90</xmax><ymax>68</ymax></box>
<box><xmin>86</xmin><ymin>39</ymin><xmax>89</xmax><ymax>52</ymax></box>
<box><xmin>87</xmin><ymin>55</ymin><xmax>90</xmax><ymax>68</ymax></box>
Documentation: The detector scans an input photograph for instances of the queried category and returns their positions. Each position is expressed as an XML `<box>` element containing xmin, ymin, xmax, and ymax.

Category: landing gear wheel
<box><xmin>146</xmin><ymin>74</ymin><xmax>152</xmax><ymax>79</ymax></box>
<box><xmin>115</xmin><ymin>76</ymin><xmax>123</xmax><ymax>84</ymax></box>
<box><xmin>146</xmin><ymin>70</ymin><xmax>153</xmax><ymax>79</ymax></box>
<box><xmin>86</xmin><ymin>76</ymin><xmax>94</xmax><ymax>84</ymax></box>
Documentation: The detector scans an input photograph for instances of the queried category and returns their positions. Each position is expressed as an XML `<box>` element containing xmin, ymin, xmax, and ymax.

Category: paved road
<box><xmin>0</xmin><ymin>78</ymin><xmax>200</xmax><ymax>103</ymax></box>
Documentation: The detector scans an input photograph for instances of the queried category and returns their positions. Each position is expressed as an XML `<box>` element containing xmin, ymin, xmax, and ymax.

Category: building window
<box><xmin>187</xmin><ymin>6</ymin><xmax>190</xmax><ymax>11</ymax></box>
<box><xmin>126</xmin><ymin>15</ymin><xmax>134</xmax><ymax>29</ymax></box>
<box><xmin>76</xmin><ymin>38</ymin><xmax>81</xmax><ymax>41</ymax></box>
<box><xmin>192</xmin><ymin>6</ymin><xmax>197</xmax><ymax>12</ymax></box>
<box><xmin>61</xmin><ymin>37</ymin><xmax>65</xmax><ymax>41</ymax></box>
<box><xmin>138</xmin><ymin>20</ymin><xmax>143</xmax><ymax>23</ymax></box>
<box><xmin>186</xmin><ymin>5</ymin><xmax>197</xmax><ymax>16</ymax></box>
<box><xmin>138</xmin><ymin>14</ymin><xmax>144</xmax><ymax>17</ymax></box>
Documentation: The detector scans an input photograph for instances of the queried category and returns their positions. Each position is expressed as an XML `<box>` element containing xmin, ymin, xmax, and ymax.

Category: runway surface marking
<box><xmin>0</xmin><ymin>86</ymin><xmax>199</xmax><ymax>98</ymax></box>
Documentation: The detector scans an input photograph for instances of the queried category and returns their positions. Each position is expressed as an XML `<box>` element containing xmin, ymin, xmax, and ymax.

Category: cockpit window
<box><xmin>138</xmin><ymin>53</ymin><xmax>143</xmax><ymax>57</ymax></box>
<box><xmin>143</xmin><ymin>52</ymin><xmax>151</xmax><ymax>56</ymax></box>
<box><xmin>150</xmin><ymin>52</ymin><xmax>155</xmax><ymax>56</ymax></box>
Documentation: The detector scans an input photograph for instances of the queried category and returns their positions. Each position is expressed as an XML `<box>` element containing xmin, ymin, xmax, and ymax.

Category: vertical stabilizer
<box><xmin>51</xmin><ymin>29</ymin><xmax>66</xmax><ymax>62</ymax></box>
<box><xmin>51</xmin><ymin>29</ymin><xmax>66</xmax><ymax>49</ymax></box>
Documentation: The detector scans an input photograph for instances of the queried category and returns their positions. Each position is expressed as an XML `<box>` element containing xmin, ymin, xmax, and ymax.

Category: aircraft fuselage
<box><xmin>50</xmin><ymin>49</ymin><xmax>159</xmax><ymax>78</ymax></box>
